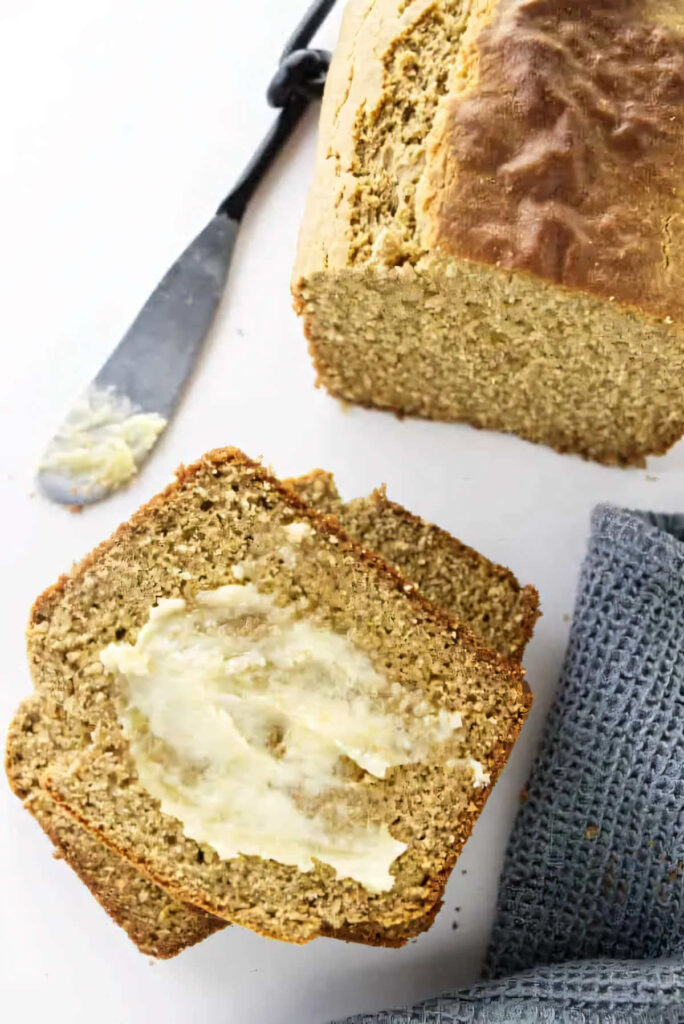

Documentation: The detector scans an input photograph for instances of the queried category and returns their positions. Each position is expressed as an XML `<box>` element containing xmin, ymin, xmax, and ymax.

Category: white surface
<box><xmin>1</xmin><ymin>2</ymin><xmax>683</xmax><ymax>1022</ymax></box>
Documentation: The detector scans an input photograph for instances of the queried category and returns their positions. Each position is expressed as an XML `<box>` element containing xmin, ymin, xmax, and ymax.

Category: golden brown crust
<box><xmin>33</xmin><ymin>803</ymin><xmax>225</xmax><ymax>958</ymax></box>
<box><xmin>361</xmin><ymin>486</ymin><xmax>540</xmax><ymax>662</ymax></box>
<box><xmin>420</xmin><ymin>0</ymin><xmax>684</xmax><ymax>321</ymax></box>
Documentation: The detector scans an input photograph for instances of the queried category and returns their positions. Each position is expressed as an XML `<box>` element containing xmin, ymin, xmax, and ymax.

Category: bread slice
<box><xmin>286</xmin><ymin>470</ymin><xmax>538</xmax><ymax>663</ymax></box>
<box><xmin>7</xmin><ymin>459</ymin><xmax>536</xmax><ymax>955</ymax></box>
<box><xmin>25</xmin><ymin>447</ymin><xmax>530</xmax><ymax>946</ymax></box>
<box><xmin>6</xmin><ymin>695</ymin><xmax>225</xmax><ymax>958</ymax></box>
<box><xmin>293</xmin><ymin>0</ymin><xmax>684</xmax><ymax>466</ymax></box>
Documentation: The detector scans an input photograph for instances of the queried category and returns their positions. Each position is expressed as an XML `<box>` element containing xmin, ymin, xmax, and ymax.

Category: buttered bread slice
<box><xmin>7</xmin><ymin>464</ymin><xmax>536</xmax><ymax>956</ymax></box>
<box><xmin>21</xmin><ymin>448</ymin><xmax>530</xmax><ymax>946</ymax></box>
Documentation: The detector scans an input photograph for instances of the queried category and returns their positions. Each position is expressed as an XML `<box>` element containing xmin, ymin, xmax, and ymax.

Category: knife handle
<box><xmin>279</xmin><ymin>0</ymin><xmax>337</xmax><ymax>62</ymax></box>
<box><xmin>216</xmin><ymin>0</ymin><xmax>335</xmax><ymax>222</ymax></box>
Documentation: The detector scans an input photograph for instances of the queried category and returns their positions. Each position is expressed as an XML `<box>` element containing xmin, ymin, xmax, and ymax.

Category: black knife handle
<box><xmin>216</xmin><ymin>96</ymin><xmax>310</xmax><ymax>222</ymax></box>
<box><xmin>280</xmin><ymin>0</ymin><xmax>337</xmax><ymax>62</ymax></box>
<box><xmin>216</xmin><ymin>0</ymin><xmax>336</xmax><ymax>223</ymax></box>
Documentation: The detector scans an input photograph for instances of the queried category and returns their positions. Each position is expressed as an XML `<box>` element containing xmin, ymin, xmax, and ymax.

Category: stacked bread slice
<box><xmin>6</xmin><ymin>448</ymin><xmax>538</xmax><ymax>957</ymax></box>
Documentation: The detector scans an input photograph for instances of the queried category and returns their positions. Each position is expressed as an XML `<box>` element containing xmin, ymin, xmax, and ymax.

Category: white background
<box><xmin>1</xmin><ymin>2</ymin><xmax>683</xmax><ymax>1022</ymax></box>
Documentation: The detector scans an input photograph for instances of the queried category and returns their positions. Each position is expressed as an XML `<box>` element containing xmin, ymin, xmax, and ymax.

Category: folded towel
<box><xmin>336</xmin><ymin>506</ymin><xmax>683</xmax><ymax>1024</ymax></box>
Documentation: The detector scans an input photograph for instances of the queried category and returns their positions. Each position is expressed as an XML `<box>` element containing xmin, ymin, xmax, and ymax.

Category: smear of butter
<box><xmin>100</xmin><ymin>581</ymin><xmax>467</xmax><ymax>891</ymax></box>
<box><xmin>40</xmin><ymin>385</ymin><xmax>166</xmax><ymax>495</ymax></box>
<box><xmin>467</xmin><ymin>757</ymin><xmax>491</xmax><ymax>789</ymax></box>
<box><xmin>281</xmin><ymin>521</ymin><xmax>313</xmax><ymax>543</ymax></box>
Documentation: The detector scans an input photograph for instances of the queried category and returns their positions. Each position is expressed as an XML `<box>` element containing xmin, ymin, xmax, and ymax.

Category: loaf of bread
<box><xmin>293</xmin><ymin>0</ymin><xmax>684</xmax><ymax>466</ymax></box>
<box><xmin>8</xmin><ymin>448</ymin><xmax>532</xmax><ymax>951</ymax></box>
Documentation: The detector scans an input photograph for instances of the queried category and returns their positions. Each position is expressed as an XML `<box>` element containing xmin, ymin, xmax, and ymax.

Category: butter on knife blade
<box><xmin>37</xmin><ymin>214</ymin><xmax>236</xmax><ymax>506</ymax></box>
<box><xmin>39</xmin><ymin>386</ymin><xmax>167</xmax><ymax>503</ymax></box>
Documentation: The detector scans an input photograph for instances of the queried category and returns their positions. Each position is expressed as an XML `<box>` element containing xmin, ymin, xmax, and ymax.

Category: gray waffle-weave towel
<box><xmin>335</xmin><ymin>506</ymin><xmax>683</xmax><ymax>1024</ymax></box>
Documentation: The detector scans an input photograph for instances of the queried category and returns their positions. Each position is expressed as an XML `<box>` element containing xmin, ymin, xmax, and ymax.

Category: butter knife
<box><xmin>37</xmin><ymin>0</ymin><xmax>334</xmax><ymax>506</ymax></box>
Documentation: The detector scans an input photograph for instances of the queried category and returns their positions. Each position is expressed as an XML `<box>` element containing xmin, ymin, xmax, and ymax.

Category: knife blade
<box><xmin>37</xmin><ymin>216</ymin><xmax>237</xmax><ymax>506</ymax></box>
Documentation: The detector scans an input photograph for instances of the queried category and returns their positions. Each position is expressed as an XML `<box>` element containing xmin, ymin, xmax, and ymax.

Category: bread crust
<box><xmin>286</xmin><ymin>469</ymin><xmax>539</xmax><ymax>661</ymax></box>
<box><xmin>294</xmin><ymin>0</ymin><xmax>684</xmax><ymax>318</ymax></box>
<box><xmin>418</xmin><ymin>0</ymin><xmax>684</xmax><ymax>321</ymax></box>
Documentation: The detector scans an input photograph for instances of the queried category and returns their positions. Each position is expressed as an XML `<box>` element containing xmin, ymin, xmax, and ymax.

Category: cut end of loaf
<box><xmin>295</xmin><ymin>260</ymin><xmax>684</xmax><ymax>467</ymax></box>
